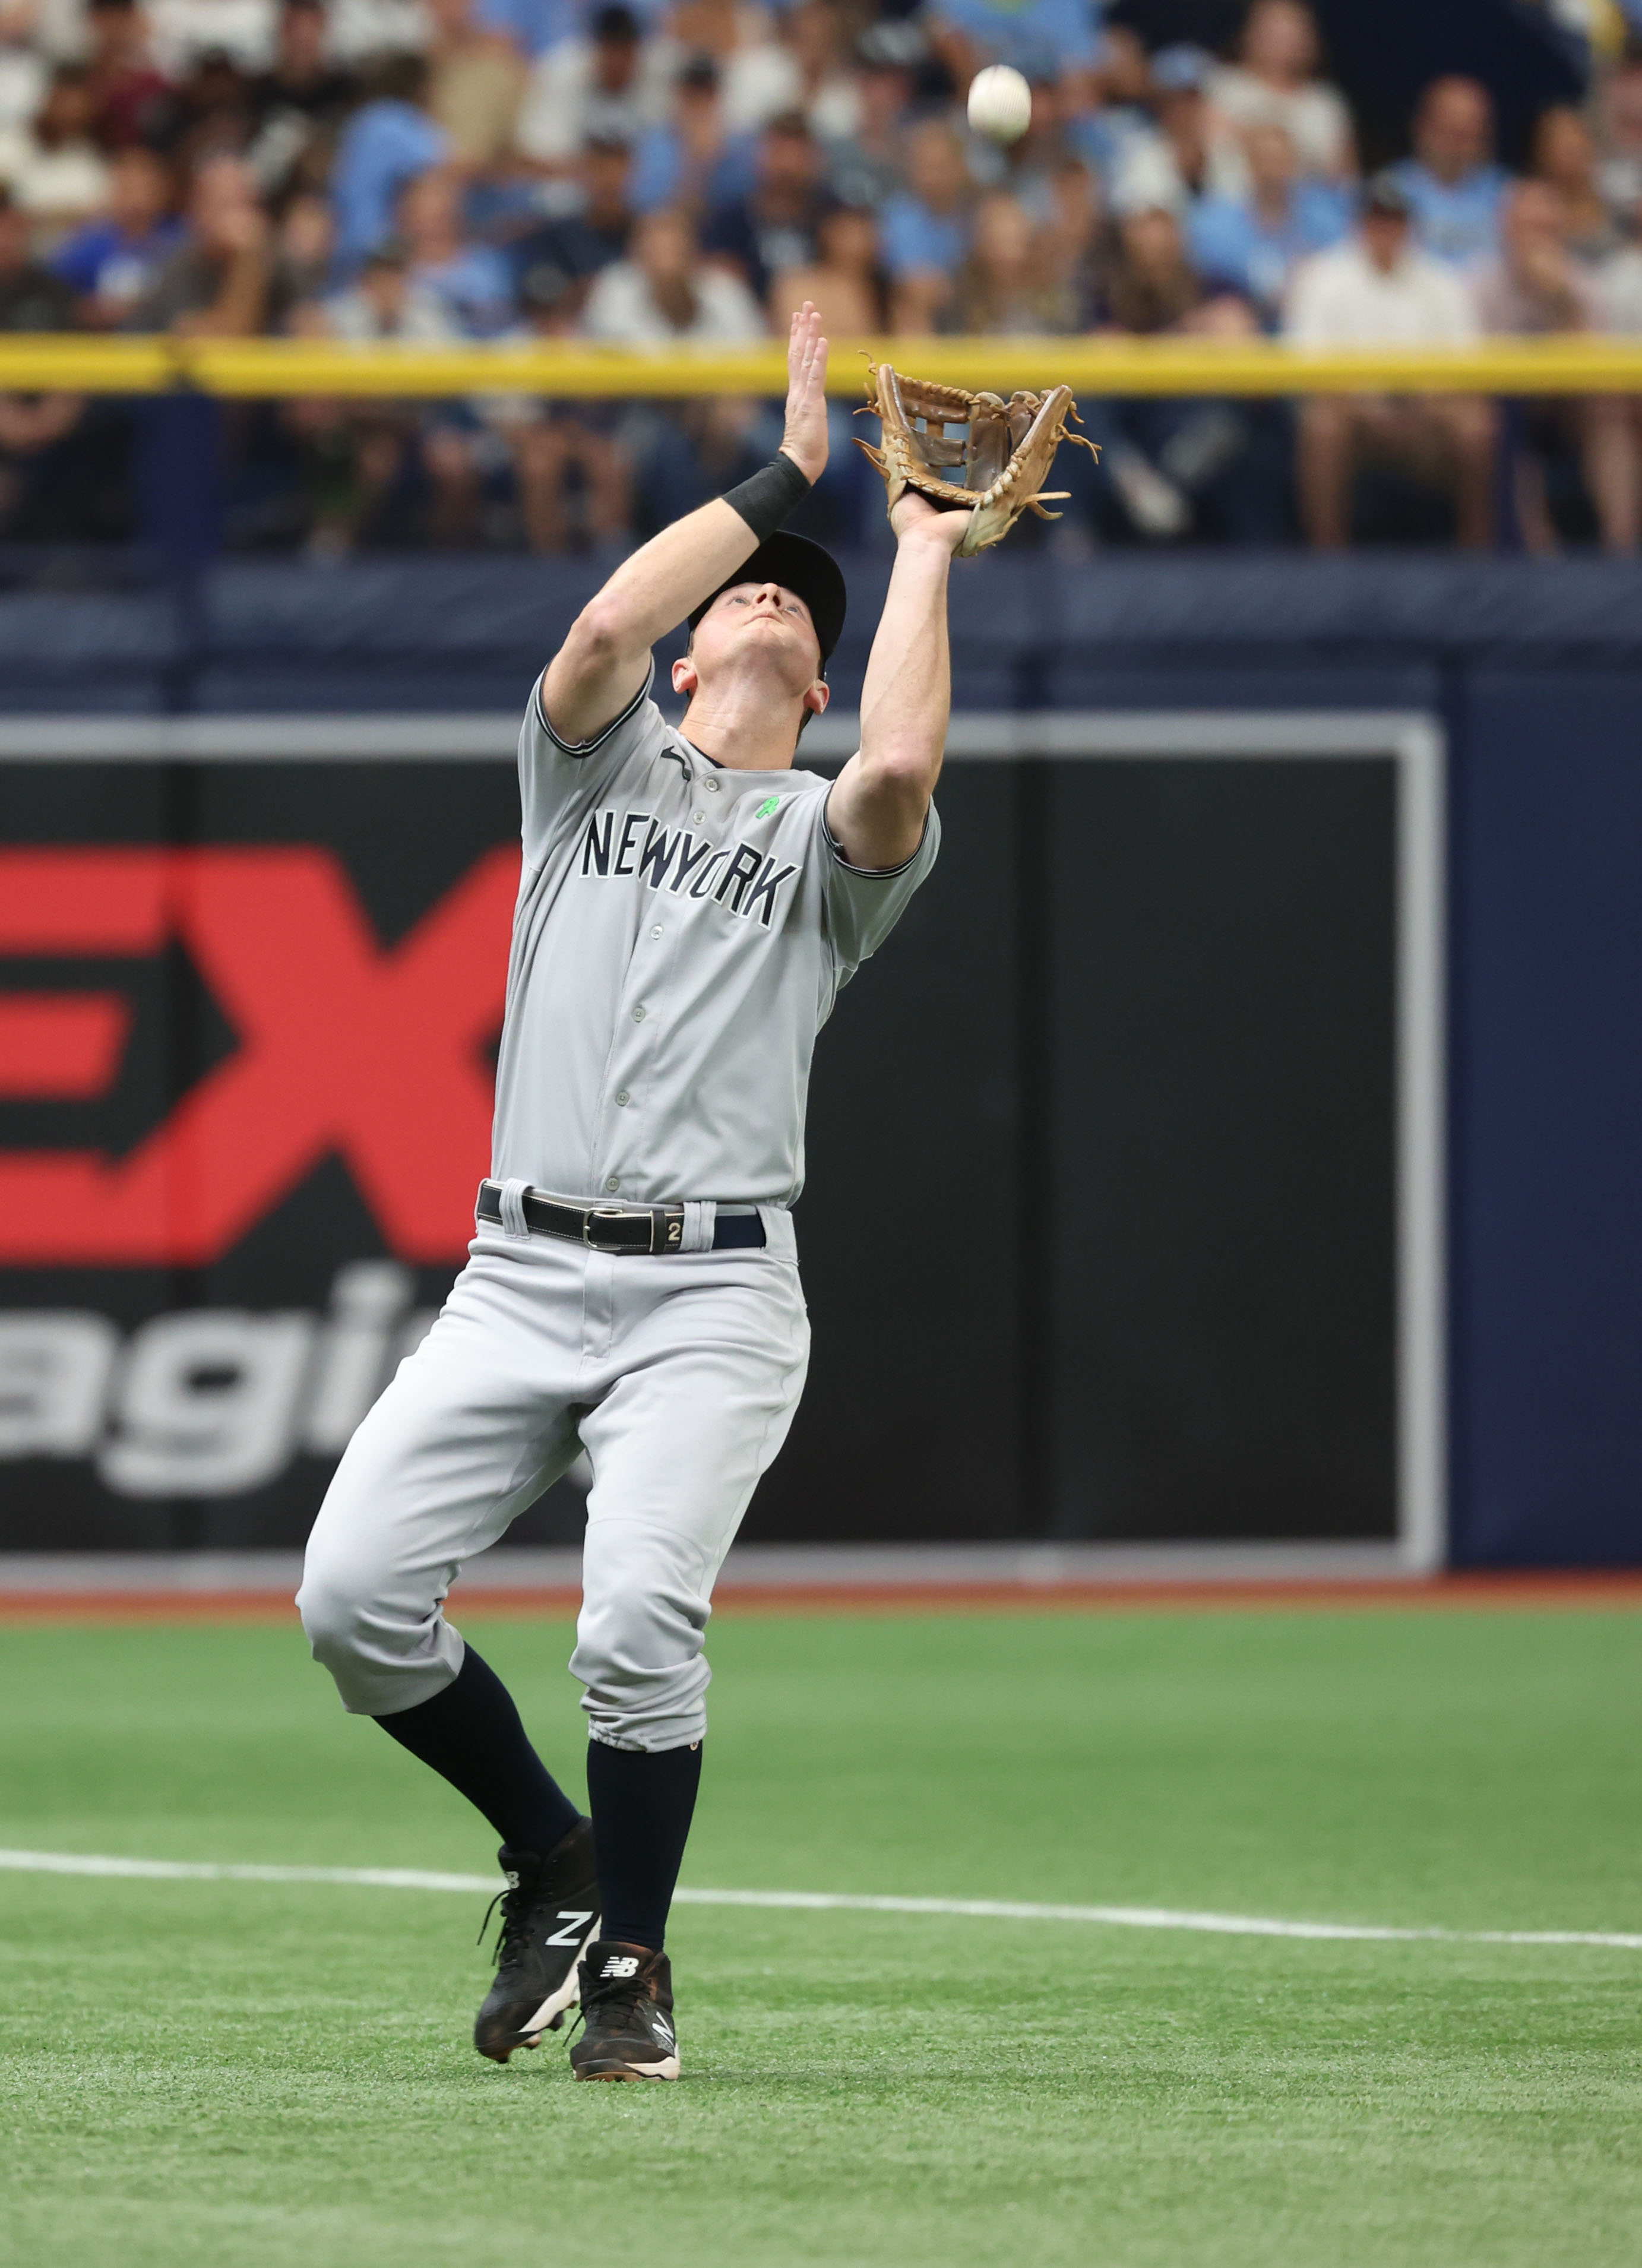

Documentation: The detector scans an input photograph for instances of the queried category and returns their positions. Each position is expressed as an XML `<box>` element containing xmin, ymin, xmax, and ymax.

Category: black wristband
<box><xmin>722</xmin><ymin>452</ymin><xmax>811</xmax><ymax>543</ymax></box>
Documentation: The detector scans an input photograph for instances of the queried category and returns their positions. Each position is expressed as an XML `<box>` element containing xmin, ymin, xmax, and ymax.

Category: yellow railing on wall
<box><xmin>1</xmin><ymin>333</ymin><xmax>1640</xmax><ymax>397</ymax></box>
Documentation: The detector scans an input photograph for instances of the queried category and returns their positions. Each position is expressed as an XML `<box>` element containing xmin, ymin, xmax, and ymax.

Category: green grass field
<box><xmin>2</xmin><ymin>1605</ymin><xmax>1641</xmax><ymax>2268</ymax></box>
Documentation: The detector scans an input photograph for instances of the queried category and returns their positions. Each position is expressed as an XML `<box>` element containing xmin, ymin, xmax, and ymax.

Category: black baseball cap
<box><xmin>688</xmin><ymin>531</ymin><xmax>846</xmax><ymax>666</ymax></box>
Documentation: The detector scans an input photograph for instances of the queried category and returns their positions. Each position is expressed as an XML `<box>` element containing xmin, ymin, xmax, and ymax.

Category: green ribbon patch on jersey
<box><xmin>754</xmin><ymin>795</ymin><xmax>783</xmax><ymax>820</ymax></box>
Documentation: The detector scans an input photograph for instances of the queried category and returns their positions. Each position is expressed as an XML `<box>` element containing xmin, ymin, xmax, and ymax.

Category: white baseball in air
<box><xmin>967</xmin><ymin>64</ymin><xmax>1033</xmax><ymax>145</ymax></box>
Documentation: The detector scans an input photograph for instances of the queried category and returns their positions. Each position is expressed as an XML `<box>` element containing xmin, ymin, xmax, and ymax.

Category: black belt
<box><xmin>476</xmin><ymin>1179</ymin><xmax>765</xmax><ymax>1255</ymax></box>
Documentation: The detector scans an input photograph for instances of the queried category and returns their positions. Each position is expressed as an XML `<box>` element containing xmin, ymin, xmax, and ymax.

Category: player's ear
<box><xmin>672</xmin><ymin>654</ymin><xmax>698</xmax><ymax>697</ymax></box>
<box><xmin>803</xmin><ymin>678</ymin><xmax>830</xmax><ymax>717</ymax></box>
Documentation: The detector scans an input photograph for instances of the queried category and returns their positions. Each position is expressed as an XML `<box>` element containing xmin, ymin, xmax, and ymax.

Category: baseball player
<box><xmin>297</xmin><ymin>306</ymin><xmax>966</xmax><ymax>2082</ymax></box>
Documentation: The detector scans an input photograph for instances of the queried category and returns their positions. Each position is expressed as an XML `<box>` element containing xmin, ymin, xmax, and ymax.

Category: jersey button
<box><xmin>650</xmin><ymin>925</ymin><xmax>663</xmax><ymax>940</ymax></box>
<box><xmin>615</xmin><ymin>1090</ymin><xmax>629</xmax><ymax>1107</ymax></box>
<box><xmin>605</xmin><ymin>1176</ymin><xmax>620</xmax><ymax>1192</ymax></box>
<box><xmin>692</xmin><ymin>811</ymin><xmax>705</xmax><ymax>824</ymax></box>
<box><xmin>704</xmin><ymin>777</ymin><xmax>720</xmax><ymax>792</ymax></box>
<box><xmin>632</xmin><ymin>1005</ymin><xmax>646</xmax><ymax>1021</ymax></box>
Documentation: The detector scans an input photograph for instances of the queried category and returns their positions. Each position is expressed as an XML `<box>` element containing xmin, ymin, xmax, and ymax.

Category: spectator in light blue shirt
<box><xmin>1387</xmin><ymin>76</ymin><xmax>1510</xmax><ymax>269</ymax></box>
<box><xmin>330</xmin><ymin>54</ymin><xmax>451</xmax><ymax>272</ymax></box>
<box><xmin>398</xmin><ymin>167</ymin><xmax>516</xmax><ymax>334</ymax></box>
<box><xmin>1188</xmin><ymin>121</ymin><xmax>1350</xmax><ymax>326</ymax></box>
<box><xmin>880</xmin><ymin>115</ymin><xmax>972</xmax><ymax>328</ymax></box>
<box><xmin>925</xmin><ymin>0</ymin><xmax>1102</xmax><ymax>84</ymax></box>
<box><xmin>881</xmin><ymin>192</ymin><xmax>967</xmax><ymax>275</ymax></box>
<box><xmin>629</xmin><ymin>55</ymin><xmax>757</xmax><ymax>215</ymax></box>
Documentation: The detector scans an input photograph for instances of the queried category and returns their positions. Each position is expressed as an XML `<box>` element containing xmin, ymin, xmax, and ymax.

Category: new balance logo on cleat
<box><xmin>570</xmin><ymin>1941</ymin><xmax>682</xmax><ymax>2082</ymax></box>
<box><xmin>473</xmin><ymin>1819</ymin><xmax>601</xmax><ymax>2064</ymax></box>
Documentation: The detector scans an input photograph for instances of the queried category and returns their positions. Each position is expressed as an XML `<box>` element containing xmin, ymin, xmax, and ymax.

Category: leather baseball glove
<box><xmin>855</xmin><ymin>362</ymin><xmax>1100</xmax><ymax>556</ymax></box>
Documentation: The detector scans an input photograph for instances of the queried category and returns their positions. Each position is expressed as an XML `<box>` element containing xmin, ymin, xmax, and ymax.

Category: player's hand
<box><xmin>779</xmin><ymin>303</ymin><xmax>829</xmax><ymax>486</ymax></box>
<box><xmin>890</xmin><ymin>488</ymin><xmax>973</xmax><ymax>553</ymax></box>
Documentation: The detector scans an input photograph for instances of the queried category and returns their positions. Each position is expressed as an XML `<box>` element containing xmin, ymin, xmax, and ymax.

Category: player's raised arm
<box><xmin>825</xmin><ymin>492</ymin><xmax>969</xmax><ymax>870</ymax></box>
<box><xmin>540</xmin><ymin>306</ymin><xmax>831</xmax><ymax>746</ymax></box>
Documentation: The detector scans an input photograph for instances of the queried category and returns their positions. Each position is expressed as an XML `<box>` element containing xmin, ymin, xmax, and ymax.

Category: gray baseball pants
<box><xmin>297</xmin><ymin>1209</ymin><xmax>809</xmax><ymax>1750</ymax></box>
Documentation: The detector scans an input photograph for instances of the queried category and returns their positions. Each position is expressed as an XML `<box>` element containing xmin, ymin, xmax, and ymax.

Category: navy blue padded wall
<box><xmin>1450</xmin><ymin>670</ymin><xmax>1642</xmax><ymax>1565</ymax></box>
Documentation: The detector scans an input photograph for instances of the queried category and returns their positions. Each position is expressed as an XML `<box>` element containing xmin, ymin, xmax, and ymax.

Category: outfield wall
<box><xmin>0</xmin><ymin>553</ymin><xmax>1638</xmax><ymax>1567</ymax></box>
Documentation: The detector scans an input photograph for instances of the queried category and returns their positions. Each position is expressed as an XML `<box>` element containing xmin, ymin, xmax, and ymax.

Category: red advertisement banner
<box><xmin>0</xmin><ymin>844</ymin><xmax>518</xmax><ymax>1266</ymax></box>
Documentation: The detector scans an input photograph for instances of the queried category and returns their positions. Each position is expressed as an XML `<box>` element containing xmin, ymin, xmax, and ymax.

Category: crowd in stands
<box><xmin>1</xmin><ymin>0</ymin><xmax>1641</xmax><ymax>551</ymax></box>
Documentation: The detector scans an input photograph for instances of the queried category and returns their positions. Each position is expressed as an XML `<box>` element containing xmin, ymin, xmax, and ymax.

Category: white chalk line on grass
<box><xmin>2</xmin><ymin>1848</ymin><xmax>1639</xmax><ymax>1952</ymax></box>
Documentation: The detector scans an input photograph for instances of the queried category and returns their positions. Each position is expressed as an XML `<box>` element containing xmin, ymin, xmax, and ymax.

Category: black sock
<box><xmin>584</xmin><ymin>1738</ymin><xmax>703</xmax><ymax>1952</ymax></box>
<box><xmin>375</xmin><ymin>1644</ymin><xmax>580</xmax><ymax>1859</ymax></box>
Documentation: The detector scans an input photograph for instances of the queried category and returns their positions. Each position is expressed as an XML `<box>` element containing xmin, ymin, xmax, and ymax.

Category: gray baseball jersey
<box><xmin>491</xmin><ymin>663</ymin><xmax>941</xmax><ymax>1207</ymax></box>
<box><xmin>301</xmin><ymin>659</ymin><xmax>941</xmax><ymax>1751</ymax></box>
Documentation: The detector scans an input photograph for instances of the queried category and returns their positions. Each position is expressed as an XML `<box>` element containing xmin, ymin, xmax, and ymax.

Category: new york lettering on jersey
<box><xmin>577</xmin><ymin>805</ymin><xmax>801</xmax><ymax>927</ymax></box>
<box><xmin>489</xmin><ymin>665</ymin><xmax>939</xmax><ymax>1209</ymax></box>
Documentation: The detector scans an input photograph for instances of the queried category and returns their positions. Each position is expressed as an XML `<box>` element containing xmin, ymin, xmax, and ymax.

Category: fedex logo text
<box><xmin>0</xmin><ymin>846</ymin><xmax>518</xmax><ymax>1265</ymax></box>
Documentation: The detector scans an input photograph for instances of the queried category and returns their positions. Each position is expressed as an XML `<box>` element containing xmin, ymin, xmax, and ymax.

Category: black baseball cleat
<box><xmin>568</xmin><ymin>1941</ymin><xmax>681</xmax><ymax>2082</ymax></box>
<box><xmin>473</xmin><ymin>1818</ymin><xmax>600</xmax><ymax>2063</ymax></box>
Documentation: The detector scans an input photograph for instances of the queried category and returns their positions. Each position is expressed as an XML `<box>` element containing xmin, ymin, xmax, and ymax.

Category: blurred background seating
<box><xmin>0</xmin><ymin>0</ymin><xmax>1632</xmax><ymax>553</ymax></box>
